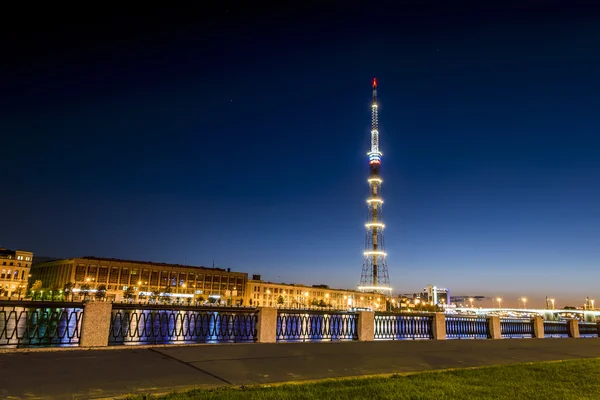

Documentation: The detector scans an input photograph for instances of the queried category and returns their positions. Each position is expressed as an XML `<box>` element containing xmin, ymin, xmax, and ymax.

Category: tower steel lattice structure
<box><xmin>358</xmin><ymin>78</ymin><xmax>392</xmax><ymax>294</ymax></box>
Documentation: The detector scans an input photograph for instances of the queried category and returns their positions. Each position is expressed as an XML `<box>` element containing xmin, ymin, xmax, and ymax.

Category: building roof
<box><xmin>35</xmin><ymin>256</ymin><xmax>246</xmax><ymax>275</ymax></box>
<box><xmin>248</xmin><ymin>279</ymin><xmax>364</xmax><ymax>294</ymax></box>
<box><xmin>0</xmin><ymin>248</ymin><xmax>33</xmax><ymax>258</ymax></box>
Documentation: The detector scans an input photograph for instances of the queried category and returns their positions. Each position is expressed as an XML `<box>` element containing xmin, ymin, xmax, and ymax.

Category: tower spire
<box><xmin>359</xmin><ymin>78</ymin><xmax>391</xmax><ymax>296</ymax></box>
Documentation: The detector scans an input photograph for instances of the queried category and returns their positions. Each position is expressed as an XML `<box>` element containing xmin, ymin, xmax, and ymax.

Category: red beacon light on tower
<box><xmin>372</xmin><ymin>78</ymin><xmax>377</xmax><ymax>88</ymax></box>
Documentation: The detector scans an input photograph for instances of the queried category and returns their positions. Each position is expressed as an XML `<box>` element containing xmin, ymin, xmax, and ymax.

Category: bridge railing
<box><xmin>374</xmin><ymin>312</ymin><xmax>434</xmax><ymax>340</ymax></box>
<box><xmin>276</xmin><ymin>309</ymin><xmax>357</xmax><ymax>342</ymax></box>
<box><xmin>0</xmin><ymin>301</ymin><xmax>83</xmax><ymax>348</ymax></box>
<box><xmin>108</xmin><ymin>304</ymin><xmax>257</xmax><ymax>345</ymax></box>
<box><xmin>500</xmin><ymin>318</ymin><xmax>534</xmax><ymax>338</ymax></box>
<box><xmin>446</xmin><ymin>315</ymin><xmax>489</xmax><ymax>339</ymax></box>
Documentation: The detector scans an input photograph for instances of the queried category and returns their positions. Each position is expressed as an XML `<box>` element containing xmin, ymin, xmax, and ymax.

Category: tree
<box><xmin>30</xmin><ymin>280</ymin><xmax>42</xmax><ymax>299</ymax></box>
<box><xmin>14</xmin><ymin>285</ymin><xmax>24</xmax><ymax>299</ymax></box>
<box><xmin>95</xmin><ymin>284</ymin><xmax>107</xmax><ymax>300</ymax></box>
<box><xmin>63</xmin><ymin>282</ymin><xmax>74</xmax><ymax>301</ymax></box>
<box><xmin>311</xmin><ymin>299</ymin><xmax>319</xmax><ymax>307</ymax></box>
<box><xmin>81</xmin><ymin>284</ymin><xmax>91</xmax><ymax>300</ymax></box>
<box><xmin>277</xmin><ymin>295</ymin><xmax>284</xmax><ymax>307</ymax></box>
<box><xmin>197</xmin><ymin>295</ymin><xmax>206</xmax><ymax>305</ymax></box>
<box><xmin>150</xmin><ymin>290</ymin><xmax>159</xmax><ymax>303</ymax></box>
<box><xmin>160</xmin><ymin>286</ymin><xmax>172</xmax><ymax>303</ymax></box>
<box><xmin>0</xmin><ymin>287</ymin><xmax>5</xmax><ymax>298</ymax></box>
<box><xmin>318</xmin><ymin>299</ymin><xmax>327</xmax><ymax>308</ymax></box>
<box><xmin>49</xmin><ymin>283</ymin><xmax>60</xmax><ymax>301</ymax></box>
<box><xmin>123</xmin><ymin>286</ymin><xmax>135</xmax><ymax>302</ymax></box>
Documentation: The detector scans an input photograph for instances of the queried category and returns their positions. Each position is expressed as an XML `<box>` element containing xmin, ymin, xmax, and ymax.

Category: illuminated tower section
<box><xmin>359</xmin><ymin>78</ymin><xmax>391</xmax><ymax>294</ymax></box>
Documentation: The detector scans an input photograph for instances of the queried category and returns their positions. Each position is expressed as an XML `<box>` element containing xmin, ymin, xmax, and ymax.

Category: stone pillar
<box><xmin>357</xmin><ymin>311</ymin><xmax>374</xmax><ymax>341</ymax></box>
<box><xmin>80</xmin><ymin>302</ymin><xmax>113</xmax><ymax>347</ymax></box>
<box><xmin>532</xmin><ymin>316</ymin><xmax>544</xmax><ymax>339</ymax></box>
<box><xmin>568</xmin><ymin>319</ymin><xmax>580</xmax><ymax>338</ymax></box>
<box><xmin>432</xmin><ymin>312</ymin><xmax>446</xmax><ymax>340</ymax></box>
<box><xmin>487</xmin><ymin>315</ymin><xmax>502</xmax><ymax>339</ymax></box>
<box><xmin>256</xmin><ymin>307</ymin><xmax>278</xmax><ymax>343</ymax></box>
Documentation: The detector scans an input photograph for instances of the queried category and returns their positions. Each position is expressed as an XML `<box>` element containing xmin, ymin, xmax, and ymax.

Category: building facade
<box><xmin>244</xmin><ymin>278</ymin><xmax>387</xmax><ymax>310</ymax></box>
<box><xmin>30</xmin><ymin>257</ymin><xmax>247</xmax><ymax>303</ymax></box>
<box><xmin>0</xmin><ymin>248</ymin><xmax>33</xmax><ymax>298</ymax></box>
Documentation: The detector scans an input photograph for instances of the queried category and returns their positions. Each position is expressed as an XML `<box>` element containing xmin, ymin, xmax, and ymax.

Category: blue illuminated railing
<box><xmin>108</xmin><ymin>305</ymin><xmax>257</xmax><ymax>345</ymax></box>
<box><xmin>543</xmin><ymin>320</ymin><xmax>569</xmax><ymax>338</ymax></box>
<box><xmin>500</xmin><ymin>318</ymin><xmax>534</xmax><ymax>338</ymax></box>
<box><xmin>374</xmin><ymin>313</ymin><xmax>434</xmax><ymax>340</ymax></box>
<box><xmin>578</xmin><ymin>322</ymin><xmax>599</xmax><ymax>338</ymax></box>
<box><xmin>446</xmin><ymin>316</ymin><xmax>489</xmax><ymax>339</ymax></box>
<box><xmin>0</xmin><ymin>301</ymin><xmax>83</xmax><ymax>348</ymax></box>
<box><xmin>276</xmin><ymin>310</ymin><xmax>357</xmax><ymax>342</ymax></box>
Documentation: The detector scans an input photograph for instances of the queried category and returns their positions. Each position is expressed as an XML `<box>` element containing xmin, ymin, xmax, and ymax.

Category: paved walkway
<box><xmin>1</xmin><ymin>338</ymin><xmax>600</xmax><ymax>399</ymax></box>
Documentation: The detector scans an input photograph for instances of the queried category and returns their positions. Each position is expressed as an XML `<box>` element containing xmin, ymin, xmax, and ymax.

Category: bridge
<box><xmin>452</xmin><ymin>307</ymin><xmax>600</xmax><ymax>322</ymax></box>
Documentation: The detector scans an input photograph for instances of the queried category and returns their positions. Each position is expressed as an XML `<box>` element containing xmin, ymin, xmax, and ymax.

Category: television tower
<box><xmin>359</xmin><ymin>78</ymin><xmax>392</xmax><ymax>294</ymax></box>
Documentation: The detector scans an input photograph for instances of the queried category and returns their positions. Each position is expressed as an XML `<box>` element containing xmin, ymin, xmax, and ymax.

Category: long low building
<box><xmin>30</xmin><ymin>257</ymin><xmax>248</xmax><ymax>303</ymax></box>
<box><xmin>244</xmin><ymin>276</ymin><xmax>386</xmax><ymax>310</ymax></box>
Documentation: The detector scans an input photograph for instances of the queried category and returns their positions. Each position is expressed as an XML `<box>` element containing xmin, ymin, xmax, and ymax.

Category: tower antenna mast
<box><xmin>359</xmin><ymin>78</ymin><xmax>392</xmax><ymax>296</ymax></box>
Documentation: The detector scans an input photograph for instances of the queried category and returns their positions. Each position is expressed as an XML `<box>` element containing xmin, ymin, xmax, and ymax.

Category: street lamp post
<box><xmin>497</xmin><ymin>297</ymin><xmax>502</xmax><ymax>308</ymax></box>
<box><xmin>469</xmin><ymin>298</ymin><xmax>474</xmax><ymax>308</ymax></box>
<box><xmin>591</xmin><ymin>299</ymin><xmax>595</xmax><ymax>310</ymax></box>
<box><xmin>521</xmin><ymin>297</ymin><xmax>527</xmax><ymax>309</ymax></box>
<box><xmin>551</xmin><ymin>298</ymin><xmax>555</xmax><ymax>310</ymax></box>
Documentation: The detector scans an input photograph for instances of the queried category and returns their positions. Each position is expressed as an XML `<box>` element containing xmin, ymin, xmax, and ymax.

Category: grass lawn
<box><xmin>128</xmin><ymin>358</ymin><xmax>600</xmax><ymax>400</ymax></box>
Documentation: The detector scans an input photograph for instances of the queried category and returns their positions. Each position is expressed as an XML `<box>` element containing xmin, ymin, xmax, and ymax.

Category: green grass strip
<box><xmin>128</xmin><ymin>358</ymin><xmax>600</xmax><ymax>400</ymax></box>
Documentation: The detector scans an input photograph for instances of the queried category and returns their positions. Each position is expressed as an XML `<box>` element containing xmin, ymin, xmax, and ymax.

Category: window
<box><xmin>25</xmin><ymin>257</ymin><xmax>30</xmax><ymax>261</ymax></box>
<box><xmin>0</xmin><ymin>269</ymin><xmax>5</xmax><ymax>279</ymax></box>
<box><xmin>75</xmin><ymin>265</ymin><xmax>86</xmax><ymax>282</ymax></box>
<box><xmin>13</xmin><ymin>270</ymin><xmax>18</xmax><ymax>280</ymax></box>
<box><xmin>109</xmin><ymin>267</ymin><xmax>119</xmax><ymax>284</ymax></box>
<box><xmin>120</xmin><ymin>268</ymin><xmax>130</xmax><ymax>285</ymax></box>
<box><xmin>6</xmin><ymin>270</ymin><xmax>11</xmax><ymax>279</ymax></box>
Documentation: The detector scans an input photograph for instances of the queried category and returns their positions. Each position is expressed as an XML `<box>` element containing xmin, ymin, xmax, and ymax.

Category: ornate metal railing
<box><xmin>108</xmin><ymin>304</ymin><xmax>257</xmax><ymax>345</ymax></box>
<box><xmin>579</xmin><ymin>322</ymin><xmax>599</xmax><ymax>338</ymax></box>
<box><xmin>500</xmin><ymin>318</ymin><xmax>534</xmax><ymax>338</ymax></box>
<box><xmin>543</xmin><ymin>320</ymin><xmax>569</xmax><ymax>338</ymax></box>
<box><xmin>276</xmin><ymin>310</ymin><xmax>357</xmax><ymax>342</ymax></box>
<box><xmin>446</xmin><ymin>316</ymin><xmax>489</xmax><ymax>339</ymax></box>
<box><xmin>0</xmin><ymin>301</ymin><xmax>83</xmax><ymax>348</ymax></box>
<box><xmin>374</xmin><ymin>313</ymin><xmax>434</xmax><ymax>340</ymax></box>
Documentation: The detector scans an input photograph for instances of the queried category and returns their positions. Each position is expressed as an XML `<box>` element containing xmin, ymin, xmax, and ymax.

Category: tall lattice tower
<box><xmin>358</xmin><ymin>78</ymin><xmax>392</xmax><ymax>294</ymax></box>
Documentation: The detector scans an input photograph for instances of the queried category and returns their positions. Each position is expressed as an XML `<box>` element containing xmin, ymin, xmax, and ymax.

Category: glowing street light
<box><xmin>521</xmin><ymin>297</ymin><xmax>527</xmax><ymax>309</ymax></box>
<box><xmin>469</xmin><ymin>298</ymin><xmax>474</xmax><ymax>308</ymax></box>
<box><xmin>497</xmin><ymin>297</ymin><xmax>502</xmax><ymax>308</ymax></box>
<box><xmin>550</xmin><ymin>298</ymin><xmax>555</xmax><ymax>310</ymax></box>
<box><xmin>591</xmin><ymin>300</ymin><xmax>595</xmax><ymax>310</ymax></box>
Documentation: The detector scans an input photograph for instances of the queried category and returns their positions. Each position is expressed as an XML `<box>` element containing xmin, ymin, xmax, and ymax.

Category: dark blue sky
<box><xmin>2</xmin><ymin>3</ymin><xmax>599</xmax><ymax>307</ymax></box>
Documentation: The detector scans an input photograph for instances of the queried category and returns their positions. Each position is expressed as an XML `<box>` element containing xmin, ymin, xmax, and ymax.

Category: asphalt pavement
<box><xmin>1</xmin><ymin>338</ymin><xmax>600</xmax><ymax>399</ymax></box>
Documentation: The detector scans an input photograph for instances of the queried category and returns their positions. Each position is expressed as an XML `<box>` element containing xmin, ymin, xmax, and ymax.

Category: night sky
<box><xmin>2</xmin><ymin>3</ymin><xmax>599</xmax><ymax>307</ymax></box>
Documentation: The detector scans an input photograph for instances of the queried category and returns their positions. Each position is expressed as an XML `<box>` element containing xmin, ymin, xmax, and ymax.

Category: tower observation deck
<box><xmin>358</xmin><ymin>78</ymin><xmax>392</xmax><ymax>295</ymax></box>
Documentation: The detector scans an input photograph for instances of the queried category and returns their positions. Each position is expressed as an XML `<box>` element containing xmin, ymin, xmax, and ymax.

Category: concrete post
<box><xmin>357</xmin><ymin>311</ymin><xmax>374</xmax><ymax>341</ymax></box>
<box><xmin>256</xmin><ymin>307</ymin><xmax>278</xmax><ymax>343</ymax></box>
<box><xmin>568</xmin><ymin>319</ymin><xmax>580</xmax><ymax>338</ymax></box>
<box><xmin>532</xmin><ymin>316</ymin><xmax>544</xmax><ymax>339</ymax></box>
<box><xmin>487</xmin><ymin>315</ymin><xmax>502</xmax><ymax>339</ymax></box>
<box><xmin>80</xmin><ymin>302</ymin><xmax>113</xmax><ymax>347</ymax></box>
<box><xmin>432</xmin><ymin>312</ymin><xmax>446</xmax><ymax>340</ymax></box>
